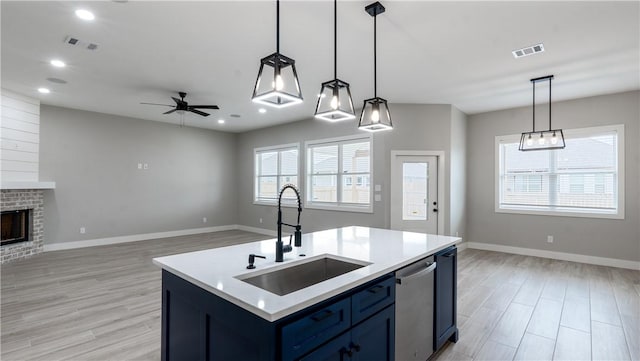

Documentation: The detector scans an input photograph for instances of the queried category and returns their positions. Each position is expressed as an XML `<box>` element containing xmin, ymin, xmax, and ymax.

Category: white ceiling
<box><xmin>2</xmin><ymin>1</ymin><xmax>638</xmax><ymax>132</ymax></box>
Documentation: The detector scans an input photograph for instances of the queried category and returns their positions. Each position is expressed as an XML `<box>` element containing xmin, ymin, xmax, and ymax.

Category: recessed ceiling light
<box><xmin>37</xmin><ymin>88</ymin><xmax>50</xmax><ymax>94</ymax></box>
<box><xmin>50</xmin><ymin>59</ymin><xmax>66</xmax><ymax>68</ymax></box>
<box><xmin>218</xmin><ymin>119</ymin><xmax>225</xmax><ymax>124</ymax></box>
<box><xmin>258</xmin><ymin>108</ymin><xmax>267</xmax><ymax>114</ymax></box>
<box><xmin>75</xmin><ymin>9</ymin><xmax>95</xmax><ymax>21</ymax></box>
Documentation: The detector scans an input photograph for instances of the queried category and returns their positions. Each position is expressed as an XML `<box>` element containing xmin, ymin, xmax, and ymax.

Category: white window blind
<box><xmin>496</xmin><ymin>125</ymin><xmax>624</xmax><ymax>218</ymax></box>
<box><xmin>306</xmin><ymin>136</ymin><xmax>372</xmax><ymax>211</ymax></box>
<box><xmin>255</xmin><ymin>144</ymin><xmax>299</xmax><ymax>203</ymax></box>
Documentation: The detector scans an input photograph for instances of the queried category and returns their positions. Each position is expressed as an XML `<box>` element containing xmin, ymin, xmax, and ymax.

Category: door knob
<box><xmin>433</xmin><ymin>208</ymin><xmax>438</xmax><ymax>212</ymax></box>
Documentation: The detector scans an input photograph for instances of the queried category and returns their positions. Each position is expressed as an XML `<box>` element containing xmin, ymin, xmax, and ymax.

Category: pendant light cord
<box><xmin>334</xmin><ymin>0</ymin><xmax>337</xmax><ymax>79</ymax></box>
<box><xmin>276</xmin><ymin>0</ymin><xmax>280</xmax><ymax>53</ymax></box>
<box><xmin>373</xmin><ymin>12</ymin><xmax>377</xmax><ymax>97</ymax></box>
<box><xmin>548</xmin><ymin>77</ymin><xmax>552</xmax><ymax>131</ymax></box>
<box><xmin>532</xmin><ymin>80</ymin><xmax>535</xmax><ymax>132</ymax></box>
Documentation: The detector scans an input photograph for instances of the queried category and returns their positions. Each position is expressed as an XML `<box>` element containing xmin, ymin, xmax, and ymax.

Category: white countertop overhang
<box><xmin>153</xmin><ymin>226</ymin><xmax>461</xmax><ymax>321</ymax></box>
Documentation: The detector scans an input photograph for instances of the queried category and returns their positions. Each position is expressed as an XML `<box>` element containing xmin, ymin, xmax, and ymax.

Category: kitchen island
<box><xmin>153</xmin><ymin>226</ymin><xmax>460</xmax><ymax>360</ymax></box>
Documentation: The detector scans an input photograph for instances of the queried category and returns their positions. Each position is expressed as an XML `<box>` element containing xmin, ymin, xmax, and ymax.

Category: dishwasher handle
<box><xmin>396</xmin><ymin>261</ymin><xmax>436</xmax><ymax>285</ymax></box>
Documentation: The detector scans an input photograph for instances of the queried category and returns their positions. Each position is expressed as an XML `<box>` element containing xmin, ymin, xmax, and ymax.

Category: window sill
<box><xmin>495</xmin><ymin>205</ymin><xmax>624</xmax><ymax>220</ymax></box>
<box><xmin>253</xmin><ymin>201</ymin><xmax>299</xmax><ymax>208</ymax></box>
<box><xmin>304</xmin><ymin>202</ymin><xmax>373</xmax><ymax>214</ymax></box>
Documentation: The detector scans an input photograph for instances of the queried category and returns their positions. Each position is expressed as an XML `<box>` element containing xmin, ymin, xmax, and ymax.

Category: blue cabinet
<box><xmin>300</xmin><ymin>305</ymin><xmax>395</xmax><ymax>361</ymax></box>
<box><xmin>161</xmin><ymin>271</ymin><xmax>395</xmax><ymax>361</ymax></box>
<box><xmin>434</xmin><ymin>246</ymin><xmax>458</xmax><ymax>351</ymax></box>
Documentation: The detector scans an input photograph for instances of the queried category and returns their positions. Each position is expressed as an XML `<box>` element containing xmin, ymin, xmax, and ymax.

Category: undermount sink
<box><xmin>238</xmin><ymin>256</ymin><xmax>370</xmax><ymax>296</ymax></box>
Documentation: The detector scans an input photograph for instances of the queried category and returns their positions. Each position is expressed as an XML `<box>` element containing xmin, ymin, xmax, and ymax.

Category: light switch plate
<box><xmin>375</xmin><ymin>184</ymin><xmax>381</xmax><ymax>192</ymax></box>
<box><xmin>375</xmin><ymin>194</ymin><xmax>381</xmax><ymax>202</ymax></box>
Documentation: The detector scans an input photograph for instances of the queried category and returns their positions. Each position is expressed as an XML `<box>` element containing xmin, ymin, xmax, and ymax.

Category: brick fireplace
<box><xmin>0</xmin><ymin>189</ymin><xmax>44</xmax><ymax>263</ymax></box>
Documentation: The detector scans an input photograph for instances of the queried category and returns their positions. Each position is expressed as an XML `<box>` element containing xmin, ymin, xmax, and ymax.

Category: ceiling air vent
<box><xmin>64</xmin><ymin>36</ymin><xmax>80</xmax><ymax>46</ymax></box>
<box><xmin>64</xmin><ymin>36</ymin><xmax>99</xmax><ymax>51</ymax></box>
<box><xmin>512</xmin><ymin>43</ymin><xmax>544</xmax><ymax>59</ymax></box>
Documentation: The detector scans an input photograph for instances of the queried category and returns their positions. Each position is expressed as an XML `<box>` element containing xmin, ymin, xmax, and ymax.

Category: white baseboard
<box><xmin>456</xmin><ymin>241</ymin><xmax>469</xmax><ymax>252</ymax></box>
<box><xmin>467</xmin><ymin>241</ymin><xmax>640</xmax><ymax>270</ymax></box>
<box><xmin>44</xmin><ymin>225</ymin><xmax>239</xmax><ymax>252</ymax></box>
<box><xmin>236</xmin><ymin>225</ymin><xmax>277</xmax><ymax>237</ymax></box>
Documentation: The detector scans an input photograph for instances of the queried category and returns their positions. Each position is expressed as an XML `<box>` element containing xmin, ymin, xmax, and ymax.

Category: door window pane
<box><xmin>402</xmin><ymin>162</ymin><xmax>427</xmax><ymax>220</ymax></box>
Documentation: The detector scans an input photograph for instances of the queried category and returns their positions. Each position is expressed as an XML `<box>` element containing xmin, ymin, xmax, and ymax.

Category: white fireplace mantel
<box><xmin>1</xmin><ymin>181</ymin><xmax>56</xmax><ymax>190</ymax></box>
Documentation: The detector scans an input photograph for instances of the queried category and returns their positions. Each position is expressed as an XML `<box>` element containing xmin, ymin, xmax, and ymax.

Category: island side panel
<box><xmin>161</xmin><ymin>270</ymin><xmax>277</xmax><ymax>361</ymax></box>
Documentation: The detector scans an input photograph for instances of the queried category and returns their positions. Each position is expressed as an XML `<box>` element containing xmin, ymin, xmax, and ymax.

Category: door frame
<box><xmin>390</xmin><ymin>150</ymin><xmax>446</xmax><ymax>235</ymax></box>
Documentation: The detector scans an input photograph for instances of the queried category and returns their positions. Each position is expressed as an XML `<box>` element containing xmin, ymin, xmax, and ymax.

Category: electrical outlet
<box><xmin>80</xmin><ymin>227</ymin><xmax>86</xmax><ymax>234</ymax></box>
<box><xmin>143</xmin><ymin>163</ymin><xmax>149</xmax><ymax>170</ymax></box>
<box><xmin>547</xmin><ymin>235</ymin><xmax>554</xmax><ymax>243</ymax></box>
<box><xmin>202</xmin><ymin>217</ymin><xmax>207</xmax><ymax>223</ymax></box>
<box><xmin>259</xmin><ymin>218</ymin><xmax>263</xmax><ymax>224</ymax></box>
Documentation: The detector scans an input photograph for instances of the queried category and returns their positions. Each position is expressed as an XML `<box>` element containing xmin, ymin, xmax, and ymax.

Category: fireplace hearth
<box><xmin>1</xmin><ymin>209</ymin><xmax>30</xmax><ymax>246</ymax></box>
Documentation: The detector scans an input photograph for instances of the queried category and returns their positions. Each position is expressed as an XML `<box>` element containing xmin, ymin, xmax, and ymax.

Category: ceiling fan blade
<box><xmin>189</xmin><ymin>105</ymin><xmax>220</xmax><ymax>109</ymax></box>
<box><xmin>189</xmin><ymin>109</ymin><xmax>210</xmax><ymax>117</ymax></box>
<box><xmin>140</xmin><ymin>102</ymin><xmax>174</xmax><ymax>107</ymax></box>
<box><xmin>163</xmin><ymin>109</ymin><xmax>177</xmax><ymax>115</ymax></box>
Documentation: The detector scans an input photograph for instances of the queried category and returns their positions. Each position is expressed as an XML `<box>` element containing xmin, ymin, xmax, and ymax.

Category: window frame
<box><xmin>305</xmin><ymin>134</ymin><xmax>373</xmax><ymax>213</ymax></box>
<box><xmin>495</xmin><ymin>124</ymin><xmax>625</xmax><ymax>219</ymax></box>
<box><xmin>253</xmin><ymin>142</ymin><xmax>300</xmax><ymax>207</ymax></box>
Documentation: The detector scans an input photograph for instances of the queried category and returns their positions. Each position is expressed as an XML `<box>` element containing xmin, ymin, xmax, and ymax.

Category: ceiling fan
<box><xmin>141</xmin><ymin>92</ymin><xmax>219</xmax><ymax>117</ymax></box>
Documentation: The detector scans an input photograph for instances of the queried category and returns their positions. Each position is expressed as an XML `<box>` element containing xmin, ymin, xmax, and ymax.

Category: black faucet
<box><xmin>276</xmin><ymin>184</ymin><xmax>303</xmax><ymax>262</ymax></box>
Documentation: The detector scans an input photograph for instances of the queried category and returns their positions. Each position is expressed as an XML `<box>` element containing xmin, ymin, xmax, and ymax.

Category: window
<box><xmin>306</xmin><ymin>135</ymin><xmax>372</xmax><ymax>212</ymax></box>
<box><xmin>496</xmin><ymin>125</ymin><xmax>624</xmax><ymax>218</ymax></box>
<box><xmin>254</xmin><ymin>143</ymin><xmax>299</xmax><ymax>204</ymax></box>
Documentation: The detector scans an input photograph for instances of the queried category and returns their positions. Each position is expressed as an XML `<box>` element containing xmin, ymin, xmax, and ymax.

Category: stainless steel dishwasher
<box><xmin>395</xmin><ymin>256</ymin><xmax>437</xmax><ymax>361</ymax></box>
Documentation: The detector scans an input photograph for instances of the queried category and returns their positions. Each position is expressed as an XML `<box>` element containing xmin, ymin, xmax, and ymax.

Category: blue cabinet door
<box><xmin>352</xmin><ymin>305</ymin><xmax>395</xmax><ymax>361</ymax></box>
<box><xmin>434</xmin><ymin>246</ymin><xmax>458</xmax><ymax>351</ymax></box>
<box><xmin>298</xmin><ymin>332</ymin><xmax>351</xmax><ymax>361</ymax></box>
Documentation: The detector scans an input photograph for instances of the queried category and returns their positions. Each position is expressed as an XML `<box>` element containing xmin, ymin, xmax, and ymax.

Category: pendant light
<box><xmin>358</xmin><ymin>1</ymin><xmax>392</xmax><ymax>132</ymax></box>
<box><xmin>314</xmin><ymin>0</ymin><xmax>355</xmax><ymax>122</ymax></box>
<box><xmin>519</xmin><ymin>75</ymin><xmax>565</xmax><ymax>151</ymax></box>
<box><xmin>251</xmin><ymin>0</ymin><xmax>303</xmax><ymax>108</ymax></box>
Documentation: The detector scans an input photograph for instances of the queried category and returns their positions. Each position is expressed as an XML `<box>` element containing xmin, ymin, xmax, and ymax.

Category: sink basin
<box><xmin>238</xmin><ymin>256</ymin><xmax>369</xmax><ymax>296</ymax></box>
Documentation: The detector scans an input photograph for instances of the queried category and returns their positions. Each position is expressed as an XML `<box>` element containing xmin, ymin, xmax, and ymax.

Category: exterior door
<box><xmin>390</xmin><ymin>154</ymin><xmax>438</xmax><ymax>234</ymax></box>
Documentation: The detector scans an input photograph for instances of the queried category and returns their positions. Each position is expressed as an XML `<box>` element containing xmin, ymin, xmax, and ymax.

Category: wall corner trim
<box><xmin>466</xmin><ymin>241</ymin><xmax>640</xmax><ymax>270</ymax></box>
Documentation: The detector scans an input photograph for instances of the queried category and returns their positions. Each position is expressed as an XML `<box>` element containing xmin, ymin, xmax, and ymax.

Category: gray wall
<box><xmin>39</xmin><ymin>105</ymin><xmax>238</xmax><ymax>244</ymax></box>
<box><xmin>236</xmin><ymin>104</ymin><xmax>466</xmax><ymax>236</ymax></box>
<box><xmin>466</xmin><ymin>91</ymin><xmax>640</xmax><ymax>261</ymax></box>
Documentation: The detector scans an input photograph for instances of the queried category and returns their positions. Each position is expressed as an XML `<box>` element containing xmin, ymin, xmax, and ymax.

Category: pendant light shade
<box><xmin>251</xmin><ymin>0</ymin><xmax>303</xmax><ymax>108</ymax></box>
<box><xmin>314</xmin><ymin>0</ymin><xmax>355</xmax><ymax>122</ymax></box>
<box><xmin>359</xmin><ymin>2</ymin><xmax>392</xmax><ymax>132</ymax></box>
<box><xmin>519</xmin><ymin>75</ymin><xmax>565</xmax><ymax>151</ymax></box>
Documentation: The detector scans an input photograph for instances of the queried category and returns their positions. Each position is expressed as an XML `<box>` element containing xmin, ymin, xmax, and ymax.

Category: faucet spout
<box><xmin>276</xmin><ymin>184</ymin><xmax>303</xmax><ymax>262</ymax></box>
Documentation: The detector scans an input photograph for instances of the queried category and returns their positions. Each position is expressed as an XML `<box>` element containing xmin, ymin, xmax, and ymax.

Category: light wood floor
<box><xmin>432</xmin><ymin>248</ymin><xmax>640</xmax><ymax>361</ymax></box>
<box><xmin>2</xmin><ymin>232</ymin><xmax>639</xmax><ymax>360</ymax></box>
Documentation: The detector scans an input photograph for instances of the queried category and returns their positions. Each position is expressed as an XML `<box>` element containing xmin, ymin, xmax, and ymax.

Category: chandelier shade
<box><xmin>519</xmin><ymin>75</ymin><xmax>565</xmax><ymax>151</ymax></box>
<box><xmin>358</xmin><ymin>2</ymin><xmax>392</xmax><ymax>132</ymax></box>
<box><xmin>251</xmin><ymin>0</ymin><xmax>303</xmax><ymax>108</ymax></box>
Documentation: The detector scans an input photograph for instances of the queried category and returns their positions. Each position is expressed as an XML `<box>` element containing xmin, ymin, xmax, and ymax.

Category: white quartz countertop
<box><xmin>153</xmin><ymin>226</ymin><xmax>461</xmax><ymax>321</ymax></box>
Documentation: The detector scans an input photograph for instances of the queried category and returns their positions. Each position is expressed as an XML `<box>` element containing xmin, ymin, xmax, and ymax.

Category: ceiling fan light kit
<box><xmin>519</xmin><ymin>75</ymin><xmax>565</xmax><ymax>151</ymax></box>
<box><xmin>251</xmin><ymin>0</ymin><xmax>303</xmax><ymax>108</ymax></box>
<box><xmin>314</xmin><ymin>0</ymin><xmax>356</xmax><ymax>122</ymax></box>
<box><xmin>358</xmin><ymin>1</ymin><xmax>393</xmax><ymax>132</ymax></box>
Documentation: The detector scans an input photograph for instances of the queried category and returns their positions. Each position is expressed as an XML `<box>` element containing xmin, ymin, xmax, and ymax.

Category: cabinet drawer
<box><xmin>351</xmin><ymin>275</ymin><xmax>395</xmax><ymax>325</ymax></box>
<box><xmin>281</xmin><ymin>298</ymin><xmax>351</xmax><ymax>361</ymax></box>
